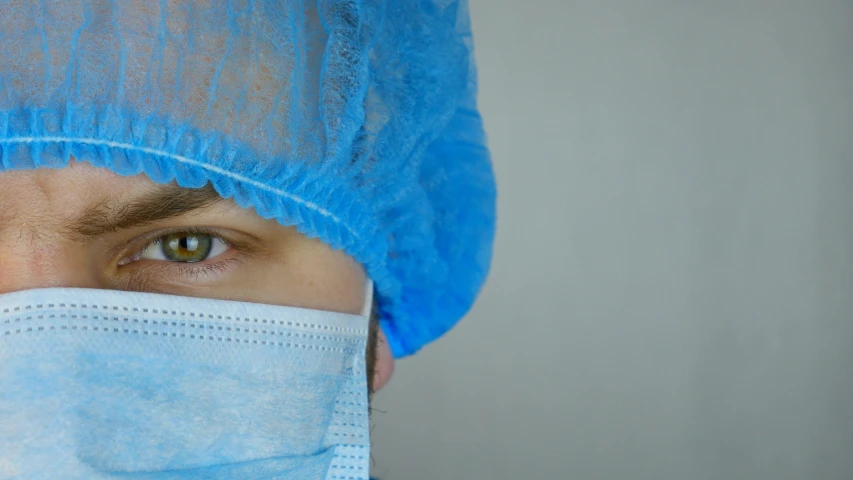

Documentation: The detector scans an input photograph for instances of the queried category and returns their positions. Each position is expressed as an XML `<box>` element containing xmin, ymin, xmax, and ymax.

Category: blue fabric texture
<box><xmin>0</xmin><ymin>287</ymin><xmax>372</xmax><ymax>479</ymax></box>
<box><xmin>0</xmin><ymin>0</ymin><xmax>495</xmax><ymax>357</ymax></box>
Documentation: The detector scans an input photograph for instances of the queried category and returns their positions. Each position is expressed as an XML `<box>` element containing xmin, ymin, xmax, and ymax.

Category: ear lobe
<box><xmin>371</xmin><ymin>327</ymin><xmax>395</xmax><ymax>392</ymax></box>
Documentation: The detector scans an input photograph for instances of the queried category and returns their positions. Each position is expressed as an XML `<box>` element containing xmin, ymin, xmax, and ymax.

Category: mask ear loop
<box><xmin>360</xmin><ymin>280</ymin><xmax>374</xmax><ymax>318</ymax></box>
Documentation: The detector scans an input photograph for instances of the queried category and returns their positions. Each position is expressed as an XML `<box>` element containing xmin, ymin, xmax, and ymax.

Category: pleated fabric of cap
<box><xmin>0</xmin><ymin>0</ymin><xmax>495</xmax><ymax>357</ymax></box>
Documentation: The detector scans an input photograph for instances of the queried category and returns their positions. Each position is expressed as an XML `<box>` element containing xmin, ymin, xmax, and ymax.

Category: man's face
<box><xmin>0</xmin><ymin>160</ymin><xmax>393</xmax><ymax>389</ymax></box>
<box><xmin>0</xmin><ymin>160</ymin><xmax>365</xmax><ymax>306</ymax></box>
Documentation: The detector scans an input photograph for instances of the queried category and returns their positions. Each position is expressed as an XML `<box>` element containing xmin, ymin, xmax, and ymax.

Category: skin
<box><xmin>0</xmin><ymin>159</ymin><xmax>394</xmax><ymax>390</ymax></box>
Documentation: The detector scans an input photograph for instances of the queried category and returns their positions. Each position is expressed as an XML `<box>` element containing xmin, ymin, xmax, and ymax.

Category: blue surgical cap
<box><xmin>0</xmin><ymin>0</ymin><xmax>495</xmax><ymax>357</ymax></box>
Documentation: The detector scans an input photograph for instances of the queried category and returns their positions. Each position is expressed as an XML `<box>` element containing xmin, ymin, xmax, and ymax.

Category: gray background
<box><xmin>372</xmin><ymin>1</ymin><xmax>853</xmax><ymax>479</ymax></box>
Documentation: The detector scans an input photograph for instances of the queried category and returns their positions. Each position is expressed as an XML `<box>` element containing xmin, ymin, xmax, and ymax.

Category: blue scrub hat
<box><xmin>0</xmin><ymin>0</ymin><xmax>495</xmax><ymax>357</ymax></box>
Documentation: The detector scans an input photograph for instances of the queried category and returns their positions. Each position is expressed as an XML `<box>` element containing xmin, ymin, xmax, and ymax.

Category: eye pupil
<box><xmin>162</xmin><ymin>233</ymin><xmax>212</xmax><ymax>262</ymax></box>
<box><xmin>182</xmin><ymin>236</ymin><xmax>198</xmax><ymax>251</ymax></box>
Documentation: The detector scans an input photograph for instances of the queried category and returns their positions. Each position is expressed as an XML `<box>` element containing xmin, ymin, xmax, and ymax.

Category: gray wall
<box><xmin>371</xmin><ymin>1</ymin><xmax>853</xmax><ymax>479</ymax></box>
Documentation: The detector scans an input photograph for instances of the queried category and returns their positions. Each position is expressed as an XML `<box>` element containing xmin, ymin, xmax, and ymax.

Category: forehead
<box><xmin>0</xmin><ymin>161</ymin><xmax>177</xmax><ymax>219</ymax></box>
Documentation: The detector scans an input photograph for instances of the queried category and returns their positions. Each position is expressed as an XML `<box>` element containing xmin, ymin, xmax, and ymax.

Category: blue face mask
<box><xmin>0</xmin><ymin>287</ymin><xmax>372</xmax><ymax>479</ymax></box>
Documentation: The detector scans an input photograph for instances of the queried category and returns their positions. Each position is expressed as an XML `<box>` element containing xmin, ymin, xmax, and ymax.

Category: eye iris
<box><xmin>162</xmin><ymin>233</ymin><xmax>212</xmax><ymax>262</ymax></box>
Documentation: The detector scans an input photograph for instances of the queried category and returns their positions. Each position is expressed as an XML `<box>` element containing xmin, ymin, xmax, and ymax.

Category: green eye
<box><xmin>162</xmin><ymin>233</ymin><xmax>212</xmax><ymax>262</ymax></box>
<box><xmin>137</xmin><ymin>232</ymin><xmax>229</xmax><ymax>263</ymax></box>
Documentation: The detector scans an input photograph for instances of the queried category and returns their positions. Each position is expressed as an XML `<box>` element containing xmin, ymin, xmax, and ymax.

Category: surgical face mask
<box><xmin>0</xmin><ymin>286</ymin><xmax>372</xmax><ymax>479</ymax></box>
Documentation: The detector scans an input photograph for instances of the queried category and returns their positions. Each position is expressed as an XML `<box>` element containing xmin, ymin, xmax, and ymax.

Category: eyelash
<box><xmin>166</xmin><ymin>255</ymin><xmax>246</xmax><ymax>281</ymax></box>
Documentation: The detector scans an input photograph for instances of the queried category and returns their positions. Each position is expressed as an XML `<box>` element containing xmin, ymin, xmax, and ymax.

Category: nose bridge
<box><xmin>0</xmin><ymin>226</ymin><xmax>99</xmax><ymax>293</ymax></box>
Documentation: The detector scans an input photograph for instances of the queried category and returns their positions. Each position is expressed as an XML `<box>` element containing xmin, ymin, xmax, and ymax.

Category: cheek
<box><xmin>286</xmin><ymin>245</ymin><xmax>367</xmax><ymax>314</ymax></box>
<box><xmin>222</xmin><ymin>237</ymin><xmax>367</xmax><ymax>315</ymax></box>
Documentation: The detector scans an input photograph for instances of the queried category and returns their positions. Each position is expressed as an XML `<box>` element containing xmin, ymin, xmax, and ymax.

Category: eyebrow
<box><xmin>65</xmin><ymin>183</ymin><xmax>229</xmax><ymax>239</ymax></box>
